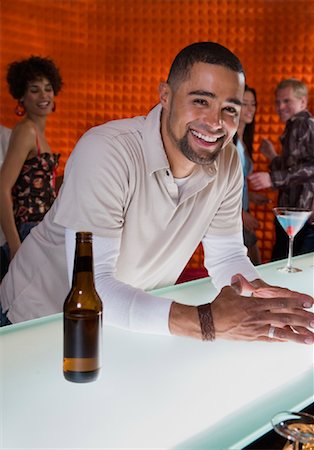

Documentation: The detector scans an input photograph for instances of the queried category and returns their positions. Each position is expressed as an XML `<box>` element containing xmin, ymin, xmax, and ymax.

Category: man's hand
<box><xmin>248</xmin><ymin>172</ymin><xmax>272</xmax><ymax>190</ymax></box>
<box><xmin>210</xmin><ymin>274</ymin><xmax>314</xmax><ymax>344</ymax></box>
<box><xmin>260</xmin><ymin>139</ymin><xmax>277</xmax><ymax>161</ymax></box>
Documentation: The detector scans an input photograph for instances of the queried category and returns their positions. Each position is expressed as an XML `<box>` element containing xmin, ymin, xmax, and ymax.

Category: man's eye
<box><xmin>224</xmin><ymin>106</ymin><xmax>238</xmax><ymax>115</ymax></box>
<box><xmin>194</xmin><ymin>98</ymin><xmax>208</xmax><ymax>106</ymax></box>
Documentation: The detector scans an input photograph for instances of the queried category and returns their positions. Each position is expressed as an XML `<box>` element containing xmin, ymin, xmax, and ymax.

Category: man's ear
<box><xmin>159</xmin><ymin>82</ymin><xmax>171</xmax><ymax>108</ymax></box>
<box><xmin>300</xmin><ymin>95</ymin><xmax>308</xmax><ymax>109</ymax></box>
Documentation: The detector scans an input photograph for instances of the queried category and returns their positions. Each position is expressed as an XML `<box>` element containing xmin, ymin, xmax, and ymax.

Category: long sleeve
<box><xmin>270</xmin><ymin>156</ymin><xmax>314</xmax><ymax>188</ymax></box>
<box><xmin>202</xmin><ymin>231</ymin><xmax>260</xmax><ymax>292</ymax></box>
<box><xmin>270</xmin><ymin>113</ymin><xmax>314</xmax><ymax>188</ymax></box>
<box><xmin>65</xmin><ymin>228</ymin><xmax>173</xmax><ymax>335</ymax></box>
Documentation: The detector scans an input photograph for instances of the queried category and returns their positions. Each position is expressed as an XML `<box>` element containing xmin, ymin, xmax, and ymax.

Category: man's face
<box><xmin>160</xmin><ymin>62</ymin><xmax>245</xmax><ymax>166</ymax></box>
<box><xmin>275</xmin><ymin>86</ymin><xmax>307</xmax><ymax>123</ymax></box>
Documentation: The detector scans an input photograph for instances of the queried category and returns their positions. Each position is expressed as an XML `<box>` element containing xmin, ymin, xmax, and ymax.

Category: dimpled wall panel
<box><xmin>1</xmin><ymin>0</ymin><xmax>313</xmax><ymax>269</ymax></box>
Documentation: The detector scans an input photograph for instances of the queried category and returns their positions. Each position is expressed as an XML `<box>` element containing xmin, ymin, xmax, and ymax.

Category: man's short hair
<box><xmin>276</xmin><ymin>78</ymin><xmax>308</xmax><ymax>98</ymax></box>
<box><xmin>167</xmin><ymin>42</ymin><xmax>245</xmax><ymax>89</ymax></box>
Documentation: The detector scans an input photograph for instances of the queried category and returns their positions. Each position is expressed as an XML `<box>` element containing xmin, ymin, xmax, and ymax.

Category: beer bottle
<box><xmin>63</xmin><ymin>232</ymin><xmax>103</xmax><ymax>383</ymax></box>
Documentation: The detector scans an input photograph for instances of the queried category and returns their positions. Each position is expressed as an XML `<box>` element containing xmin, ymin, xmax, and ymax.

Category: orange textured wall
<box><xmin>1</xmin><ymin>0</ymin><xmax>314</xmax><ymax>264</ymax></box>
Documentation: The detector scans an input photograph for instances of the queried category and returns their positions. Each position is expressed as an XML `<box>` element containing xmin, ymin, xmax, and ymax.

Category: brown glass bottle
<box><xmin>63</xmin><ymin>232</ymin><xmax>103</xmax><ymax>383</ymax></box>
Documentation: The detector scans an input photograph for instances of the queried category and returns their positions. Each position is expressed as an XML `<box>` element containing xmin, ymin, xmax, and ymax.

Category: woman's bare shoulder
<box><xmin>7</xmin><ymin>120</ymin><xmax>38</xmax><ymax>159</ymax></box>
<box><xmin>12</xmin><ymin>119</ymin><xmax>36</xmax><ymax>136</ymax></box>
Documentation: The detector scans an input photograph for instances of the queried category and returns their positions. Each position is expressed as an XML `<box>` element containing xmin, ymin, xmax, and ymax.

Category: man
<box><xmin>1</xmin><ymin>43</ymin><xmax>313</xmax><ymax>344</ymax></box>
<box><xmin>249</xmin><ymin>79</ymin><xmax>314</xmax><ymax>260</ymax></box>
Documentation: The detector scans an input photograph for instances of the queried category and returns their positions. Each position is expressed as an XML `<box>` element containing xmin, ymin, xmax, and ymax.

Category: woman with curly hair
<box><xmin>0</xmin><ymin>56</ymin><xmax>63</xmax><ymax>279</ymax></box>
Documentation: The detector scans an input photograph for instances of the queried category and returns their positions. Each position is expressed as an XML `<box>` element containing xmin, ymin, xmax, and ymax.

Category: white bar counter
<box><xmin>1</xmin><ymin>253</ymin><xmax>313</xmax><ymax>449</ymax></box>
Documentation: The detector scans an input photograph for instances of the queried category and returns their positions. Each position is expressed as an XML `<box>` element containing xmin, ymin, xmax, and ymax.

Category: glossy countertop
<box><xmin>1</xmin><ymin>253</ymin><xmax>313</xmax><ymax>449</ymax></box>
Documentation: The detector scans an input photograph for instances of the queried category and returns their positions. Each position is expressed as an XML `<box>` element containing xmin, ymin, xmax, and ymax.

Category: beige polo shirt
<box><xmin>54</xmin><ymin>104</ymin><xmax>243</xmax><ymax>288</ymax></box>
<box><xmin>1</xmin><ymin>104</ymin><xmax>243</xmax><ymax>324</ymax></box>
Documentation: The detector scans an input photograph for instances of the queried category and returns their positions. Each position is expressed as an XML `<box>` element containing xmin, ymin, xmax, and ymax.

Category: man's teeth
<box><xmin>191</xmin><ymin>130</ymin><xmax>219</xmax><ymax>143</ymax></box>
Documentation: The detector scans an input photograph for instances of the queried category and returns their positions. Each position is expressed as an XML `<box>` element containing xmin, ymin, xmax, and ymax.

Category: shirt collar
<box><xmin>143</xmin><ymin>104</ymin><xmax>170</xmax><ymax>175</ymax></box>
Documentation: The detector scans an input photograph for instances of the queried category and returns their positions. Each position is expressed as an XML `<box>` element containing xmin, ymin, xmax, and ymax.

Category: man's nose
<box><xmin>276</xmin><ymin>101</ymin><xmax>284</xmax><ymax>111</ymax></box>
<box><xmin>205</xmin><ymin>108</ymin><xmax>223</xmax><ymax>130</ymax></box>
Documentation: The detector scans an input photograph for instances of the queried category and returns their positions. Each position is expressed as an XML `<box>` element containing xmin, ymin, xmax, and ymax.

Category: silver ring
<box><xmin>268</xmin><ymin>325</ymin><xmax>276</xmax><ymax>339</ymax></box>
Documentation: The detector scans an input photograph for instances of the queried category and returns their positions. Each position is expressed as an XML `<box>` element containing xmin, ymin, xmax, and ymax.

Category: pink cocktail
<box><xmin>273</xmin><ymin>207</ymin><xmax>312</xmax><ymax>273</ymax></box>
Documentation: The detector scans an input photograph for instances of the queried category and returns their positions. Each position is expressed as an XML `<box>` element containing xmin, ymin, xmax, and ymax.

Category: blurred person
<box><xmin>0</xmin><ymin>56</ymin><xmax>63</xmax><ymax>280</ymax></box>
<box><xmin>0</xmin><ymin>125</ymin><xmax>12</xmax><ymax>246</ymax></box>
<box><xmin>1</xmin><ymin>43</ymin><xmax>313</xmax><ymax>345</ymax></box>
<box><xmin>249</xmin><ymin>79</ymin><xmax>314</xmax><ymax>260</ymax></box>
<box><xmin>233</xmin><ymin>85</ymin><xmax>268</xmax><ymax>265</ymax></box>
<box><xmin>0</xmin><ymin>124</ymin><xmax>11</xmax><ymax>167</ymax></box>
<box><xmin>0</xmin><ymin>125</ymin><xmax>12</xmax><ymax>280</ymax></box>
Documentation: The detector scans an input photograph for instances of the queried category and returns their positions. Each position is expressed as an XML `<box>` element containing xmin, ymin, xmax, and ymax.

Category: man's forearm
<box><xmin>169</xmin><ymin>302</ymin><xmax>201</xmax><ymax>339</ymax></box>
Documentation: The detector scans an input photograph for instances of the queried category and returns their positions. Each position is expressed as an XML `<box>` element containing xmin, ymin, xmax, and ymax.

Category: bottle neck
<box><xmin>72</xmin><ymin>239</ymin><xmax>95</xmax><ymax>288</ymax></box>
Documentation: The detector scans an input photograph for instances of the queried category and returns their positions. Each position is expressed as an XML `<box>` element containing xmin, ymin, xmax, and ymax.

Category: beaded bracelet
<box><xmin>197</xmin><ymin>303</ymin><xmax>215</xmax><ymax>341</ymax></box>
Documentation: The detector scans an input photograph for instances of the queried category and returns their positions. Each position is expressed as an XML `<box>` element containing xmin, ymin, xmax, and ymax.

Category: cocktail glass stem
<box><xmin>286</xmin><ymin>235</ymin><xmax>294</xmax><ymax>271</ymax></box>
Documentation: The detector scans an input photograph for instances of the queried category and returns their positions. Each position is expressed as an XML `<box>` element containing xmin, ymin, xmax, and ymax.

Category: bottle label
<box><xmin>64</xmin><ymin>309</ymin><xmax>102</xmax><ymax>359</ymax></box>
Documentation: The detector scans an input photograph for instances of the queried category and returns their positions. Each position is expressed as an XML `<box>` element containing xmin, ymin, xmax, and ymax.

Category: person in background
<box><xmin>0</xmin><ymin>124</ymin><xmax>12</xmax><ymax>246</ymax></box>
<box><xmin>233</xmin><ymin>85</ymin><xmax>268</xmax><ymax>265</ymax></box>
<box><xmin>249</xmin><ymin>79</ymin><xmax>314</xmax><ymax>260</ymax></box>
<box><xmin>1</xmin><ymin>43</ymin><xmax>313</xmax><ymax>345</ymax></box>
<box><xmin>0</xmin><ymin>124</ymin><xmax>11</xmax><ymax>167</ymax></box>
<box><xmin>0</xmin><ymin>56</ymin><xmax>63</xmax><ymax>280</ymax></box>
<box><xmin>0</xmin><ymin>125</ymin><xmax>12</xmax><ymax>279</ymax></box>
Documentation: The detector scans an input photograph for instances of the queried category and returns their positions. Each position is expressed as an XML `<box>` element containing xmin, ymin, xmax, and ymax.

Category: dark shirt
<box><xmin>270</xmin><ymin>110</ymin><xmax>314</xmax><ymax>211</ymax></box>
<box><xmin>12</xmin><ymin>152</ymin><xmax>59</xmax><ymax>226</ymax></box>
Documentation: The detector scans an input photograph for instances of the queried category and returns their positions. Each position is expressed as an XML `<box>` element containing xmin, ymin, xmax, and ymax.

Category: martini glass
<box><xmin>271</xmin><ymin>411</ymin><xmax>314</xmax><ymax>450</ymax></box>
<box><xmin>273</xmin><ymin>207</ymin><xmax>312</xmax><ymax>273</ymax></box>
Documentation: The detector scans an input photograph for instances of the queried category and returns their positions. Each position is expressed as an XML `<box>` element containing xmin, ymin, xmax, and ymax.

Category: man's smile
<box><xmin>190</xmin><ymin>128</ymin><xmax>225</xmax><ymax>145</ymax></box>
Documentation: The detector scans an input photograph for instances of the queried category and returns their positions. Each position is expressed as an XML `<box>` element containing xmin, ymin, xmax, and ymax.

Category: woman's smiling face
<box><xmin>240</xmin><ymin>90</ymin><xmax>256</xmax><ymax>126</ymax></box>
<box><xmin>22</xmin><ymin>77</ymin><xmax>55</xmax><ymax>117</ymax></box>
